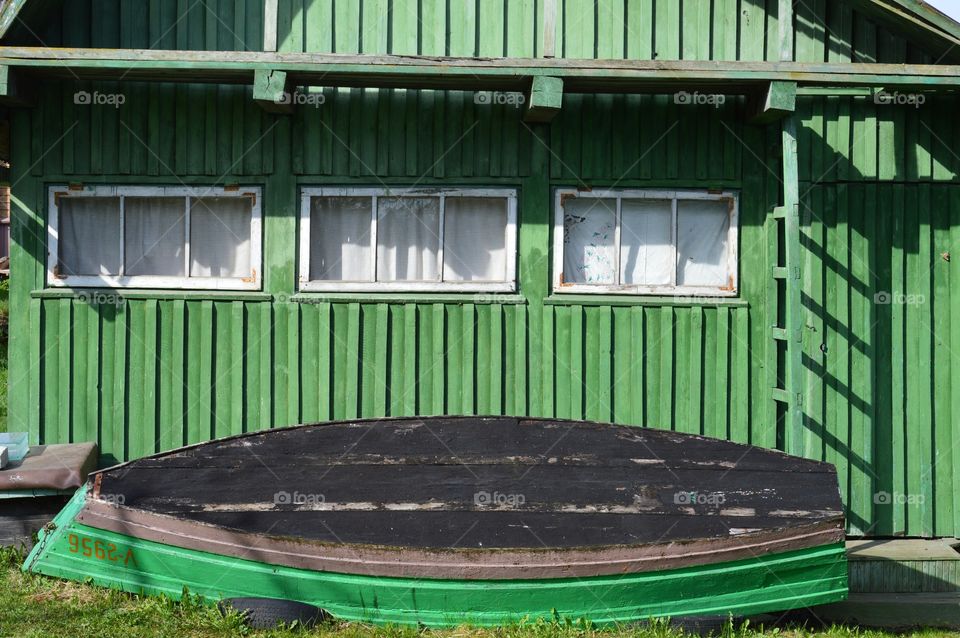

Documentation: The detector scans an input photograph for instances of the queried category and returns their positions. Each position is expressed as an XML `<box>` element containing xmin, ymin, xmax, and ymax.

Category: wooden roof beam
<box><xmin>0</xmin><ymin>48</ymin><xmax>959</xmax><ymax>93</ymax></box>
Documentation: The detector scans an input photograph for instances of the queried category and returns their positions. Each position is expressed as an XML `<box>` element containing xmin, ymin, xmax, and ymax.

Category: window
<box><xmin>553</xmin><ymin>189</ymin><xmax>738</xmax><ymax>296</ymax></box>
<box><xmin>47</xmin><ymin>186</ymin><xmax>262</xmax><ymax>290</ymax></box>
<box><xmin>299</xmin><ymin>188</ymin><xmax>517</xmax><ymax>292</ymax></box>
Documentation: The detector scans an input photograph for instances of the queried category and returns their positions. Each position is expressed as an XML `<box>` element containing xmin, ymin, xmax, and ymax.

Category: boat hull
<box><xmin>27</xmin><ymin>486</ymin><xmax>847</xmax><ymax>627</ymax></box>
<box><xmin>24</xmin><ymin>418</ymin><xmax>849</xmax><ymax>625</ymax></box>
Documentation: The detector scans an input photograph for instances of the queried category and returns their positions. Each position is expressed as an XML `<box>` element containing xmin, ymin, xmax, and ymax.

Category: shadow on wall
<box><xmin>796</xmin><ymin>94</ymin><xmax>960</xmax><ymax>538</ymax></box>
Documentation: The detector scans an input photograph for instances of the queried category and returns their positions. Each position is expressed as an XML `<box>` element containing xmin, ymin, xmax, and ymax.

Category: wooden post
<box><xmin>782</xmin><ymin>115</ymin><xmax>803</xmax><ymax>457</ymax></box>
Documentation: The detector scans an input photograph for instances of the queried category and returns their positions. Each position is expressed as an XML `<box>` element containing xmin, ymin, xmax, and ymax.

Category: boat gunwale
<box><xmin>76</xmin><ymin>497</ymin><xmax>845</xmax><ymax>579</ymax></box>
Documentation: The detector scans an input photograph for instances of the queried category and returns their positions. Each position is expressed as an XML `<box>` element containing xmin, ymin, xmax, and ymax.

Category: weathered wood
<box><xmin>779</xmin><ymin>0</ymin><xmax>795</xmax><ymax>62</ymax></box>
<box><xmin>0</xmin><ymin>496</ymin><xmax>68</xmax><ymax>548</ymax></box>
<box><xmin>263</xmin><ymin>0</ymin><xmax>278</xmax><ymax>52</ymax></box>
<box><xmin>524</xmin><ymin>76</ymin><xmax>562</xmax><ymax>123</ymax></box>
<box><xmin>542</xmin><ymin>0</ymin><xmax>557</xmax><ymax>58</ymax></box>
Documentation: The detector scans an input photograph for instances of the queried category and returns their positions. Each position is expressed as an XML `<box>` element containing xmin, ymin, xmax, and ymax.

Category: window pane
<box><xmin>562</xmin><ymin>198</ymin><xmax>616</xmax><ymax>285</ymax></box>
<box><xmin>620</xmin><ymin>199</ymin><xmax>672</xmax><ymax>286</ymax></box>
<box><xmin>376</xmin><ymin>196</ymin><xmax>440</xmax><ymax>282</ymax></box>
<box><xmin>124</xmin><ymin>197</ymin><xmax>186</xmax><ymax>276</ymax></box>
<box><xmin>677</xmin><ymin>199</ymin><xmax>731</xmax><ymax>287</ymax></box>
<box><xmin>443</xmin><ymin>197</ymin><xmax>508</xmax><ymax>282</ymax></box>
<box><xmin>310</xmin><ymin>197</ymin><xmax>373</xmax><ymax>281</ymax></box>
<box><xmin>189</xmin><ymin>197</ymin><xmax>252</xmax><ymax>278</ymax></box>
<box><xmin>58</xmin><ymin>197</ymin><xmax>121</xmax><ymax>276</ymax></box>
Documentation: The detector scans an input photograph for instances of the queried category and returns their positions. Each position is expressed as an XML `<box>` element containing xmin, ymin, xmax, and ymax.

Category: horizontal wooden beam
<box><xmin>0</xmin><ymin>47</ymin><xmax>959</xmax><ymax>94</ymax></box>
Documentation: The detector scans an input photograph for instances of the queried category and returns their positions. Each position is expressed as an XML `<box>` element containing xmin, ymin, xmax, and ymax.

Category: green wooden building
<box><xmin>2</xmin><ymin>0</ymin><xmax>960</xmax><ymax>547</ymax></box>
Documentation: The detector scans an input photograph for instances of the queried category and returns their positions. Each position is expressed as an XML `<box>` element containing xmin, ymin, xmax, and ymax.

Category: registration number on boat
<box><xmin>66</xmin><ymin>533</ymin><xmax>137</xmax><ymax>567</ymax></box>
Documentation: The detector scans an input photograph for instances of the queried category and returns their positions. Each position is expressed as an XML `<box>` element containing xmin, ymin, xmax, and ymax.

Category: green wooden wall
<box><xmin>25</xmin><ymin>0</ymin><xmax>929</xmax><ymax>63</ymax></box>
<box><xmin>24</xmin><ymin>0</ymin><xmax>935</xmax><ymax>62</ymax></box>
<box><xmin>7</xmin><ymin>1</ymin><xmax>960</xmax><ymax>539</ymax></box>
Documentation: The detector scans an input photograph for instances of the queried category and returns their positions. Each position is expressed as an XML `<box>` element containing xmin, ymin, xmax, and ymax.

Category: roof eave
<box><xmin>843</xmin><ymin>0</ymin><xmax>960</xmax><ymax>63</ymax></box>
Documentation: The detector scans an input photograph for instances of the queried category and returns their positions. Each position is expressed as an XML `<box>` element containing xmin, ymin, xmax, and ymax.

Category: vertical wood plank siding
<box><xmin>32</xmin><ymin>0</ymin><xmax>927</xmax><ymax>63</ymax></box>
<box><xmin>8</xmin><ymin>1</ymin><xmax>959</xmax><ymax>539</ymax></box>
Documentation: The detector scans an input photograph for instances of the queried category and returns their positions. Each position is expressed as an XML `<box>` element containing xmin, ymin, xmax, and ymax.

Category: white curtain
<box><xmin>677</xmin><ymin>200</ymin><xmax>730</xmax><ymax>286</ymax></box>
<box><xmin>310</xmin><ymin>196</ymin><xmax>373</xmax><ymax>281</ymax></box>
<box><xmin>443</xmin><ymin>197</ymin><xmax>507</xmax><ymax>282</ymax></box>
<box><xmin>124</xmin><ymin>196</ymin><xmax>186</xmax><ymax>276</ymax></box>
<box><xmin>562</xmin><ymin>198</ymin><xmax>616</xmax><ymax>284</ymax></box>
<box><xmin>58</xmin><ymin>197</ymin><xmax>122</xmax><ymax>276</ymax></box>
<box><xmin>620</xmin><ymin>199</ymin><xmax>672</xmax><ymax>286</ymax></box>
<box><xmin>189</xmin><ymin>197</ymin><xmax>252</xmax><ymax>278</ymax></box>
<box><xmin>376</xmin><ymin>196</ymin><xmax>440</xmax><ymax>281</ymax></box>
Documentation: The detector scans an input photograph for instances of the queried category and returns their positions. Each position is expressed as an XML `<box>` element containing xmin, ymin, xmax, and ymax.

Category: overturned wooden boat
<box><xmin>25</xmin><ymin>417</ymin><xmax>847</xmax><ymax>626</ymax></box>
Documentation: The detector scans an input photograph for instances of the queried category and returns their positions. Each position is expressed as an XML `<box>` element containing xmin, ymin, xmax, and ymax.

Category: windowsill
<box><xmin>545</xmin><ymin>294</ymin><xmax>749</xmax><ymax>308</ymax></box>
<box><xmin>32</xmin><ymin>288</ymin><xmax>274</xmax><ymax>302</ymax></box>
<box><xmin>289</xmin><ymin>292</ymin><xmax>528</xmax><ymax>305</ymax></box>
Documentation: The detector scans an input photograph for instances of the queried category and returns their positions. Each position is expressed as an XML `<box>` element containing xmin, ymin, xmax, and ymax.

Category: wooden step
<box><xmin>846</xmin><ymin>539</ymin><xmax>960</xmax><ymax>593</ymax></box>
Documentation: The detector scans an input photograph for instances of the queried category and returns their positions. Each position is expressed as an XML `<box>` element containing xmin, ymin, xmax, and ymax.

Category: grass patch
<box><xmin>0</xmin><ymin>276</ymin><xmax>7</xmax><ymax>432</ymax></box>
<box><xmin>0</xmin><ymin>548</ymin><xmax>955</xmax><ymax>638</ymax></box>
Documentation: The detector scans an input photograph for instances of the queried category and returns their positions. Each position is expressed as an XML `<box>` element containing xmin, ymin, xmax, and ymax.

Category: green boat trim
<box><xmin>25</xmin><ymin>487</ymin><xmax>848</xmax><ymax>627</ymax></box>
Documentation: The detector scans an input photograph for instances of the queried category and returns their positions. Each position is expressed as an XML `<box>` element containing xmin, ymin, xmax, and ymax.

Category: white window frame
<box><xmin>299</xmin><ymin>187</ymin><xmax>518</xmax><ymax>293</ymax></box>
<box><xmin>47</xmin><ymin>185</ymin><xmax>263</xmax><ymax>291</ymax></box>
<box><xmin>553</xmin><ymin>188</ymin><xmax>739</xmax><ymax>297</ymax></box>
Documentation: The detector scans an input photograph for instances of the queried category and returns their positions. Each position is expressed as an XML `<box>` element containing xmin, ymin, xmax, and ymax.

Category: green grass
<box><xmin>0</xmin><ymin>548</ymin><xmax>954</xmax><ymax>638</ymax></box>
<box><xmin>0</xmin><ymin>276</ymin><xmax>8</xmax><ymax>432</ymax></box>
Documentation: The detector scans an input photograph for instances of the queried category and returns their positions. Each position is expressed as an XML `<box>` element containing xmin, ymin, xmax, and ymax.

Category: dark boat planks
<box><xmin>91</xmin><ymin>417</ymin><xmax>843</xmax><ymax>552</ymax></box>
